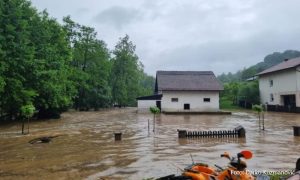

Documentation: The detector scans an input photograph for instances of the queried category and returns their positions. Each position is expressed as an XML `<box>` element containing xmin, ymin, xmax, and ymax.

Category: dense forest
<box><xmin>218</xmin><ymin>50</ymin><xmax>300</xmax><ymax>108</ymax></box>
<box><xmin>0</xmin><ymin>0</ymin><xmax>154</xmax><ymax>121</ymax></box>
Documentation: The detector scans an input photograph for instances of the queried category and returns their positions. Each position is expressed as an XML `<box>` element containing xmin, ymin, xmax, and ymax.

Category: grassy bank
<box><xmin>220</xmin><ymin>97</ymin><xmax>242</xmax><ymax>111</ymax></box>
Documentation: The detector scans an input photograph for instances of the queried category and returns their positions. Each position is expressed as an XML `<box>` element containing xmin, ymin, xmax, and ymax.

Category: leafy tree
<box><xmin>222</xmin><ymin>82</ymin><xmax>240</xmax><ymax>105</ymax></box>
<box><xmin>0</xmin><ymin>66</ymin><xmax>5</xmax><ymax>94</ymax></box>
<box><xmin>0</xmin><ymin>0</ymin><xmax>76</xmax><ymax>119</ymax></box>
<box><xmin>150</xmin><ymin>106</ymin><xmax>160</xmax><ymax>132</ymax></box>
<box><xmin>28</xmin><ymin>11</ymin><xmax>76</xmax><ymax>118</ymax></box>
<box><xmin>63</xmin><ymin>17</ymin><xmax>111</xmax><ymax>110</ymax></box>
<box><xmin>150</xmin><ymin>106</ymin><xmax>160</xmax><ymax>115</ymax></box>
<box><xmin>0</xmin><ymin>0</ymin><xmax>154</xmax><ymax>122</ymax></box>
<box><xmin>20</xmin><ymin>104</ymin><xmax>35</xmax><ymax>134</ymax></box>
<box><xmin>111</xmin><ymin>35</ymin><xmax>142</xmax><ymax>106</ymax></box>
<box><xmin>0</xmin><ymin>0</ymin><xmax>36</xmax><ymax>119</ymax></box>
<box><xmin>139</xmin><ymin>72</ymin><xmax>155</xmax><ymax>96</ymax></box>
<box><xmin>220</xmin><ymin>81</ymin><xmax>259</xmax><ymax>109</ymax></box>
<box><xmin>252</xmin><ymin>104</ymin><xmax>264</xmax><ymax>130</ymax></box>
<box><xmin>84</xmin><ymin>39</ymin><xmax>111</xmax><ymax>110</ymax></box>
<box><xmin>241</xmin><ymin>67</ymin><xmax>257</xmax><ymax>81</ymax></box>
<box><xmin>238</xmin><ymin>81</ymin><xmax>259</xmax><ymax>104</ymax></box>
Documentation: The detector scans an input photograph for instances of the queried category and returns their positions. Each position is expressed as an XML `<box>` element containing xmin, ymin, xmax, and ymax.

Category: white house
<box><xmin>137</xmin><ymin>71</ymin><xmax>223</xmax><ymax>113</ymax></box>
<box><xmin>257</xmin><ymin>57</ymin><xmax>300</xmax><ymax>112</ymax></box>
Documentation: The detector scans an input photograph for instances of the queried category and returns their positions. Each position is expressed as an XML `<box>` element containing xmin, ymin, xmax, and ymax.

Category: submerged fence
<box><xmin>267</xmin><ymin>105</ymin><xmax>300</xmax><ymax>113</ymax></box>
<box><xmin>178</xmin><ymin>126</ymin><xmax>246</xmax><ymax>138</ymax></box>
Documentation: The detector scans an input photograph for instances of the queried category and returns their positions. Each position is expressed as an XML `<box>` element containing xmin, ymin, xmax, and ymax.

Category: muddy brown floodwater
<box><xmin>0</xmin><ymin>108</ymin><xmax>300</xmax><ymax>180</ymax></box>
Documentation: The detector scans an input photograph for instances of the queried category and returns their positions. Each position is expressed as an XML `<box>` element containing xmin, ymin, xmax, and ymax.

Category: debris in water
<box><xmin>28</xmin><ymin>135</ymin><xmax>60</xmax><ymax>144</ymax></box>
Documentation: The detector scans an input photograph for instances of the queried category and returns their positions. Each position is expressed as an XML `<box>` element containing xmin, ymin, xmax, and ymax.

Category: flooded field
<box><xmin>0</xmin><ymin>108</ymin><xmax>299</xmax><ymax>179</ymax></box>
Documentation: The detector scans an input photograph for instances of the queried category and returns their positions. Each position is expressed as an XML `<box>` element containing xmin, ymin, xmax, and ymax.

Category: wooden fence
<box><xmin>178</xmin><ymin>126</ymin><xmax>245</xmax><ymax>138</ymax></box>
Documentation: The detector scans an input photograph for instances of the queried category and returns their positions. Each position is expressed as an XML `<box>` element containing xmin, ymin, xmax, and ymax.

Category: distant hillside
<box><xmin>218</xmin><ymin>50</ymin><xmax>300</xmax><ymax>83</ymax></box>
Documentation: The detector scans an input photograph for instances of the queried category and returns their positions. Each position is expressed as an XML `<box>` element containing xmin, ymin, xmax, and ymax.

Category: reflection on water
<box><xmin>0</xmin><ymin>108</ymin><xmax>299</xmax><ymax>179</ymax></box>
<box><xmin>178</xmin><ymin>137</ymin><xmax>246</xmax><ymax>145</ymax></box>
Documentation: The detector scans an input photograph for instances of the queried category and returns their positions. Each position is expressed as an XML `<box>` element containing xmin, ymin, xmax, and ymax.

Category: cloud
<box><xmin>93</xmin><ymin>6</ymin><xmax>142</xmax><ymax>29</ymax></box>
<box><xmin>76</xmin><ymin>8</ymin><xmax>89</xmax><ymax>15</ymax></box>
<box><xmin>30</xmin><ymin>0</ymin><xmax>300</xmax><ymax>76</ymax></box>
<box><xmin>142</xmin><ymin>28</ymin><xmax>300</xmax><ymax>75</ymax></box>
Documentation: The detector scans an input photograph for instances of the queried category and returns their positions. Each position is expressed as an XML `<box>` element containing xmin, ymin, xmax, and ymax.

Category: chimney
<box><xmin>284</xmin><ymin>58</ymin><xmax>289</xmax><ymax>62</ymax></box>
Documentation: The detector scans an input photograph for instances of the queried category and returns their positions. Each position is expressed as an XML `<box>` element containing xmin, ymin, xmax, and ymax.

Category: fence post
<box><xmin>235</xmin><ymin>126</ymin><xmax>246</xmax><ymax>138</ymax></box>
<box><xmin>114</xmin><ymin>132</ymin><xmax>122</xmax><ymax>141</ymax></box>
<box><xmin>178</xmin><ymin>130</ymin><xmax>187</xmax><ymax>138</ymax></box>
<box><xmin>293</xmin><ymin>126</ymin><xmax>300</xmax><ymax>136</ymax></box>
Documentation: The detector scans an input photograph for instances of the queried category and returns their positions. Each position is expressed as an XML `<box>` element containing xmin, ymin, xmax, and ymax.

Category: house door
<box><xmin>184</xmin><ymin>104</ymin><xmax>190</xmax><ymax>110</ymax></box>
<box><xmin>283</xmin><ymin>95</ymin><xmax>296</xmax><ymax>107</ymax></box>
<box><xmin>156</xmin><ymin>101</ymin><xmax>161</xmax><ymax>110</ymax></box>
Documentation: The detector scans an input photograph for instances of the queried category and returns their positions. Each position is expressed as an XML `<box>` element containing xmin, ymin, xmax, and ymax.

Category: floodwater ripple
<box><xmin>0</xmin><ymin>108</ymin><xmax>299</xmax><ymax>179</ymax></box>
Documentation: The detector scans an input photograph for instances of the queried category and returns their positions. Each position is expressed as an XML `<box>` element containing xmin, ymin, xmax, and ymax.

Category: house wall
<box><xmin>297</xmin><ymin>66</ymin><xmax>300</xmax><ymax>107</ymax></box>
<box><xmin>137</xmin><ymin>100</ymin><xmax>157</xmax><ymax>112</ymax></box>
<box><xmin>259</xmin><ymin>68</ymin><xmax>300</xmax><ymax>107</ymax></box>
<box><xmin>161</xmin><ymin>91</ymin><xmax>220</xmax><ymax>112</ymax></box>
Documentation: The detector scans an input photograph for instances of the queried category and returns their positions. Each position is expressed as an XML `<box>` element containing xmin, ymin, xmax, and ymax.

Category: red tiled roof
<box><xmin>257</xmin><ymin>57</ymin><xmax>300</xmax><ymax>76</ymax></box>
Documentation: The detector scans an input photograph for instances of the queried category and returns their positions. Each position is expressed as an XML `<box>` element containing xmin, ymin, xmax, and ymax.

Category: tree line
<box><xmin>220</xmin><ymin>81</ymin><xmax>259</xmax><ymax>109</ymax></box>
<box><xmin>0</xmin><ymin>0</ymin><xmax>154</xmax><ymax>121</ymax></box>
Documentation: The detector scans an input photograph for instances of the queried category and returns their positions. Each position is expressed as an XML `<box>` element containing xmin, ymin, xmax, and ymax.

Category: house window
<box><xmin>270</xmin><ymin>94</ymin><xmax>274</xmax><ymax>102</ymax></box>
<box><xmin>269</xmin><ymin>80</ymin><xmax>273</xmax><ymax>87</ymax></box>
<box><xmin>171</xmin><ymin>98</ymin><xmax>178</xmax><ymax>102</ymax></box>
<box><xmin>184</xmin><ymin>104</ymin><xmax>190</xmax><ymax>110</ymax></box>
<box><xmin>203</xmin><ymin>98</ymin><xmax>210</xmax><ymax>102</ymax></box>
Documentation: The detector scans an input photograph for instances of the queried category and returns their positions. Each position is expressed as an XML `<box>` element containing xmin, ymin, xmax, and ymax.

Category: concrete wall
<box><xmin>137</xmin><ymin>100</ymin><xmax>157</xmax><ymax>112</ymax></box>
<box><xmin>161</xmin><ymin>91</ymin><xmax>220</xmax><ymax>112</ymax></box>
<box><xmin>259</xmin><ymin>68</ymin><xmax>300</xmax><ymax>107</ymax></box>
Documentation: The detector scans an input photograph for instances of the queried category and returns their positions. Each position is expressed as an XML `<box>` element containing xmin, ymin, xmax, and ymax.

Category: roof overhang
<box><xmin>136</xmin><ymin>94</ymin><xmax>162</xmax><ymax>100</ymax></box>
<box><xmin>257</xmin><ymin>67</ymin><xmax>297</xmax><ymax>76</ymax></box>
<box><xmin>159</xmin><ymin>89</ymin><xmax>223</xmax><ymax>91</ymax></box>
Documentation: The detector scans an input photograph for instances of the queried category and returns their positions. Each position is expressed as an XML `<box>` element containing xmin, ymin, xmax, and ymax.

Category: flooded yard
<box><xmin>0</xmin><ymin>108</ymin><xmax>300</xmax><ymax>179</ymax></box>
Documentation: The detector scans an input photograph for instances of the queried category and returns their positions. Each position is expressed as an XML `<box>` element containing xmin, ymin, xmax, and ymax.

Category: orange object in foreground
<box><xmin>191</xmin><ymin>165</ymin><xmax>217</xmax><ymax>179</ymax></box>
<box><xmin>182</xmin><ymin>171</ymin><xmax>206</xmax><ymax>180</ymax></box>
<box><xmin>182</xmin><ymin>150</ymin><xmax>255</xmax><ymax>180</ymax></box>
<box><xmin>240</xmin><ymin>150</ymin><xmax>253</xmax><ymax>159</ymax></box>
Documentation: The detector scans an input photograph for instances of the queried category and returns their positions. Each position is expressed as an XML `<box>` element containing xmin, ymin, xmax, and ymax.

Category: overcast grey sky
<box><xmin>30</xmin><ymin>0</ymin><xmax>300</xmax><ymax>76</ymax></box>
